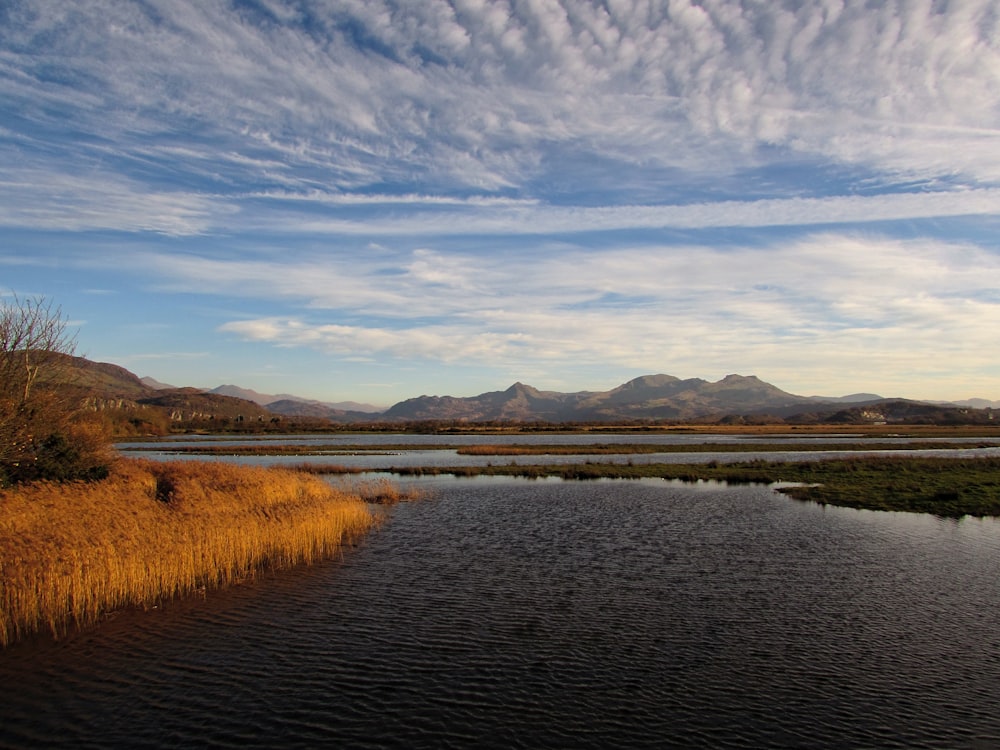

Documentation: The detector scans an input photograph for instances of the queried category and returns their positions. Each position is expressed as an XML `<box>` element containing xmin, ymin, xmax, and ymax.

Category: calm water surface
<box><xmin>2</xmin><ymin>476</ymin><xmax>1000</xmax><ymax>748</ymax></box>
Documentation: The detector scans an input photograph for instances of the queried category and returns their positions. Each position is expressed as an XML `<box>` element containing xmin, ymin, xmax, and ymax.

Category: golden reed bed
<box><xmin>0</xmin><ymin>459</ymin><xmax>377</xmax><ymax>647</ymax></box>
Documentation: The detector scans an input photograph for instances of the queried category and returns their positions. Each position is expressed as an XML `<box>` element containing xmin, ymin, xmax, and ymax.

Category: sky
<box><xmin>2</xmin><ymin>0</ymin><xmax>999</xmax><ymax>408</ymax></box>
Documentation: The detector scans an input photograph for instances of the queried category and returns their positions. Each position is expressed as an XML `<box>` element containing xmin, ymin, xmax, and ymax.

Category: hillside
<box><xmin>42</xmin><ymin>354</ymin><xmax>152</xmax><ymax>399</ymax></box>
<box><xmin>41</xmin><ymin>355</ymin><xmax>280</xmax><ymax>434</ymax></box>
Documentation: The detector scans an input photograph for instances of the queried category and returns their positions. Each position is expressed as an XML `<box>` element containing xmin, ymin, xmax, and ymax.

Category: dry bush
<box><xmin>0</xmin><ymin>459</ymin><xmax>376</xmax><ymax>646</ymax></box>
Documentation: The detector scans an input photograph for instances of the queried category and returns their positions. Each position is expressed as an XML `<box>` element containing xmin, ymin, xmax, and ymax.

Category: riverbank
<box><xmin>0</xmin><ymin>459</ymin><xmax>378</xmax><ymax>647</ymax></box>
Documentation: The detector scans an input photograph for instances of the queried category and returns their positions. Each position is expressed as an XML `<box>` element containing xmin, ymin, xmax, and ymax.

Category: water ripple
<box><xmin>2</xmin><ymin>478</ymin><xmax>1000</xmax><ymax>748</ymax></box>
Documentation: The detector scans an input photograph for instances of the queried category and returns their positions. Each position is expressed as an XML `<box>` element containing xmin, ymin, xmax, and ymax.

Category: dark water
<box><xmin>2</xmin><ymin>476</ymin><xmax>1000</xmax><ymax>748</ymax></box>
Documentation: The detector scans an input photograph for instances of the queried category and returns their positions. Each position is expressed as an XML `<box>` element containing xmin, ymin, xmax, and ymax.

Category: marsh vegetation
<box><xmin>454</xmin><ymin>440</ymin><xmax>1000</xmax><ymax>455</ymax></box>
<box><xmin>0</xmin><ymin>459</ymin><xmax>379</xmax><ymax>647</ymax></box>
<box><xmin>125</xmin><ymin>437</ymin><xmax>1000</xmax><ymax>457</ymax></box>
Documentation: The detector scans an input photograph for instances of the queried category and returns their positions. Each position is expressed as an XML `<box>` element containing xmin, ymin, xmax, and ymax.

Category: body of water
<box><xmin>116</xmin><ymin>431</ymin><xmax>1000</xmax><ymax>471</ymax></box>
<box><xmin>2</xmin><ymin>474</ymin><xmax>999</xmax><ymax>748</ymax></box>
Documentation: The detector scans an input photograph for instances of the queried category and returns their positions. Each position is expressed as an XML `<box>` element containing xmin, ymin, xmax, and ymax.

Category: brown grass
<box><xmin>285</xmin><ymin>462</ymin><xmax>366</xmax><ymax>475</ymax></box>
<box><xmin>459</xmin><ymin>444</ymin><xmax>541</xmax><ymax>455</ymax></box>
<box><xmin>286</xmin><ymin>463</ymin><xmax>427</xmax><ymax>504</ymax></box>
<box><xmin>0</xmin><ymin>458</ymin><xmax>377</xmax><ymax>647</ymax></box>
<box><xmin>334</xmin><ymin>475</ymin><xmax>428</xmax><ymax>504</ymax></box>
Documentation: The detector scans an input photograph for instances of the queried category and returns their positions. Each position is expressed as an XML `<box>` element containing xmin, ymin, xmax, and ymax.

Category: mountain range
<box><xmin>383</xmin><ymin>374</ymin><xmax>814</xmax><ymax>422</ymax></box>
<box><xmin>377</xmin><ymin>374</ymin><xmax>999</xmax><ymax>423</ymax></box>
<box><xmin>141</xmin><ymin>378</ymin><xmax>383</xmax><ymax>414</ymax></box>
<box><xmin>45</xmin><ymin>354</ymin><xmax>999</xmax><ymax>428</ymax></box>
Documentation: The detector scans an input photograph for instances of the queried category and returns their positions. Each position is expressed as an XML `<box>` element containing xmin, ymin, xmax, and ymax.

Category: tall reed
<box><xmin>0</xmin><ymin>459</ymin><xmax>377</xmax><ymax>647</ymax></box>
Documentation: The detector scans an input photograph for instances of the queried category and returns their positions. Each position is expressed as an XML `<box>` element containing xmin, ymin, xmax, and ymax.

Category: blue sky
<box><xmin>2</xmin><ymin>0</ymin><xmax>999</xmax><ymax>407</ymax></box>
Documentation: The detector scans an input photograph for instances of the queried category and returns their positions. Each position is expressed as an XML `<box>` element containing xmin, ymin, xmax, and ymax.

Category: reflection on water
<box><xmin>2</xmin><ymin>477</ymin><xmax>999</xmax><ymax>748</ymax></box>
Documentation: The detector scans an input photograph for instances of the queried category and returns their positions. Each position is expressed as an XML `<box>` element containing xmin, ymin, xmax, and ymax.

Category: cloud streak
<box><xmin>2</xmin><ymin>175</ymin><xmax>995</xmax><ymax>236</ymax></box>
<box><xmin>281</xmin><ymin>189</ymin><xmax>1000</xmax><ymax>236</ymax></box>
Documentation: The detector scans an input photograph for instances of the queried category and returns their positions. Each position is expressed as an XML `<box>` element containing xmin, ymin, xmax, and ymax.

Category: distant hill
<box><xmin>140</xmin><ymin>376</ymin><xmax>176</xmax><ymax>390</ymax></box>
<box><xmin>383</xmin><ymin>382</ymin><xmax>592</xmax><ymax>422</ymax></box>
<box><xmin>948</xmin><ymin>398</ymin><xmax>1000</xmax><ymax>410</ymax></box>
<box><xmin>264</xmin><ymin>398</ymin><xmax>378</xmax><ymax>422</ymax></box>
<box><xmin>807</xmin><ymin>393</ymin><xmax>884</xmax><ymax>403</ymax></box>
<box><xmin>591</xmin><ymin>373</ymin><xmax>813</xmax><ymax>420</ymax></box>
<box><xmin>209</xmin><ymin>384</ymin><xmax>293</xmax><ymax>405</ymax></box>
<box><xmin>789</xmin><ymin>399</ymin><xmax>998</xmax><ymax>426</ymax></box>
<box><xmin>208</xmin><ymin>384</ymin><xmax>382</xmax><ymax>413</ymax></box>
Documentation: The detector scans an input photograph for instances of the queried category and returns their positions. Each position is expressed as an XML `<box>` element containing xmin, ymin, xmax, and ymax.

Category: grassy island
<box><xmin>0</xmin><ymin>459</ymin><xmax>381</xmax><ymax>647</ymax></box>
<box><xmin>383</xmin><ymin>455</ymin><xmax>1000</xmax><ymax>518</ymax></box>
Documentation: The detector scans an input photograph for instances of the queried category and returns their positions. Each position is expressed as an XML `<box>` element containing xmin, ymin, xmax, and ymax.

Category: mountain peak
<box><xmin>620</xmin><ymin>374</ymin><xmax>681</xmax><ymax>389</ymax></box>
<box><xmin>504</xmin><ymin>382</ymin><xmax>540</xmax><ymax>396</ymax></box>
<box><xmin>141</xmin><ymin>375</ymin><xmax>177</xmax><ymax>390</ymax></box>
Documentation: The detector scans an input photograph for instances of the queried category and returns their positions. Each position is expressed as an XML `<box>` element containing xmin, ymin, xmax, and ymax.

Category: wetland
<box><xmin>2</xmin><ymin>428</ymin><xmax>999</xmax><ymax>748</ymax></box>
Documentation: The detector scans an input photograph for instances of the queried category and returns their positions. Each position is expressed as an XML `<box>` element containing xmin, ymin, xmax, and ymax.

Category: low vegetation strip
<box><xmin>124</xmin><ymin>439</ymin><xmax>1000</xmax><ymax>457</ymax></box>
<box><xmin>385</xmin><ymin>456</ymin><xmax>1000</xmax><ymax>518</ymax></box>
<box><xmin>455</xmin><ymin>441</ymin><xmax>1000</xmax><ymax>455</ymax></box>
<box><xmin>125</xmin><ymin>443</ymin><xmax>457</xmax><ymax>455</ymax></box>
<box><xmin>0</xmin><ymin>459</ymin><xmax>377</xmax><ymax>647</ymax></box>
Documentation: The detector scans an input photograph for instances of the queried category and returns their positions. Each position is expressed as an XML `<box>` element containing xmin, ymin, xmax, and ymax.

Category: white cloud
<box><xmin>219</xmin><ymin>318</ymin><xmax>533</xmax><ymax>364</ymax></box>
<box><xmin>0</xmin><ymin>167</ymin><xmax>227</xmax><ymax>235</ymax></box>
<box><xmin>115</xmin><ymin>233</ymin><xmax>999</xmax><ymax>321</ymax></box>
<box><xmin>276</xmin><ymin>189</ymin><xmax>1000</xmax><ymax>236</ymax></box>
<box><xmin>118</xmin><ymin>233</ymin><xmax>994</xmax><ymax>397</ymax></box>
<box><xmin>246</xmin><ymin>190</ymin><xmax>540</xmax><ymax>207</ymax></box>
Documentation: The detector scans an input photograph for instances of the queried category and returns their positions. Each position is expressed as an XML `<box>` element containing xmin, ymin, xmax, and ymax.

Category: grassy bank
<box><xmin>385</xmin><ymin>456</ymin><xmax>1000</xmax><ymax>517</ymax></box>
<box><xmin>0</xmin><ymin>459</ymin><xmax>378</xmax><ymax>647</ymax></box>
